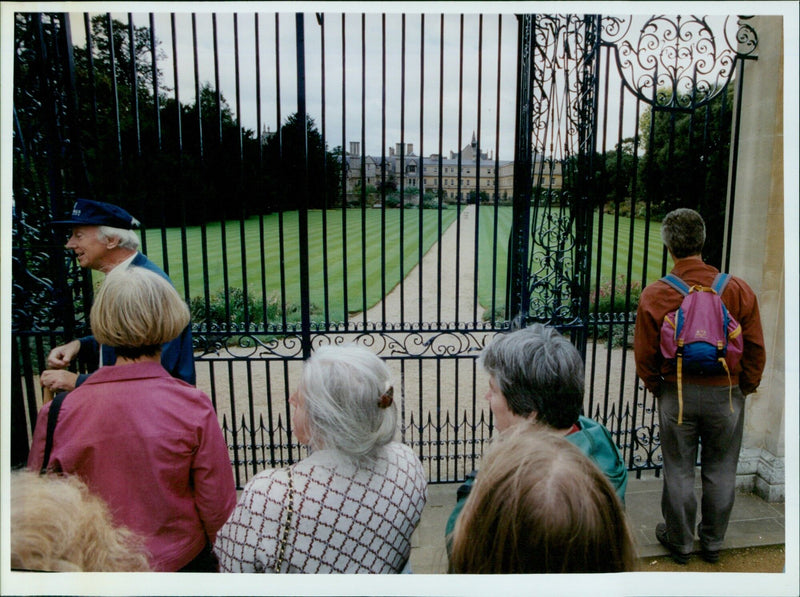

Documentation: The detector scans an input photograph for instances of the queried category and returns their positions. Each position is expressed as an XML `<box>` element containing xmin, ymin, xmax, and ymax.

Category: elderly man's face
<box><xmin>485</xmin><ymin>374</ymin><xmax>527</xmax><ymax>432</ymax></box>
<box><xmin>65</xmin><ymin>225</ymin><xmax>112</xmax><ymax>272</ymax></box>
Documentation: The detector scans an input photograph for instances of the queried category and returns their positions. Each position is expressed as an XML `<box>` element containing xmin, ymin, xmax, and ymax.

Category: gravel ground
<box><xmin>638</xmin><ymin>544</ymin><xmax>786</xmax><ymax>572</ymax></box>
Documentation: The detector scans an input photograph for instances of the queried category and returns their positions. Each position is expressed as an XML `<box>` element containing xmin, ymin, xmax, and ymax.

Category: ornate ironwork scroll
<box><xmin>601</xmin><ymin>15</ymin><xmax>759</xmax><ymax>109</ymax></box>
<box><xmin>511</xmin><ymin>14</ymin><xmax>598</xmax><ymax>336</ymax></box>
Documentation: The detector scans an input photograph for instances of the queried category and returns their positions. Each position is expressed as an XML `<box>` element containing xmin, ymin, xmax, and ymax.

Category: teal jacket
<box><xmin>444</xmin><ymin>416</ymin><xmax>628</xmax><ymax>541</ymax></box>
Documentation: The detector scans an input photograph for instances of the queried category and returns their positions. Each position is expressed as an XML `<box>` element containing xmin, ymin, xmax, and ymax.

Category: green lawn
<box><xmin>135</xmin><ymin>205</ymin><xmax>663</xmax><ymax>322</ymax></box>
<box><xmin>474</xmin><ymin>206</ymin><xmax>667</xmax><ymax>309</ymax></box>
<box><xmin>140</xmin><ymin>208</ymin><xmax>460</xmax><ymax>320</ymax></box>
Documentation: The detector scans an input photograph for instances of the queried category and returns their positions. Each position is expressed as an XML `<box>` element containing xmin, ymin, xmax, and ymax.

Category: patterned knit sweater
<box><xmin>214</xmin><ymin>442</ymin><xmax>427</xmax><ymax>573</ymax></box>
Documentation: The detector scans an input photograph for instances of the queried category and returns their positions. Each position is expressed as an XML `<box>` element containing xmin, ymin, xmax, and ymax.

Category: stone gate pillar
<box><xmin>724</xmin><ymin>16</ymin><xmax>786</xmax><ymax>501</ymax></box>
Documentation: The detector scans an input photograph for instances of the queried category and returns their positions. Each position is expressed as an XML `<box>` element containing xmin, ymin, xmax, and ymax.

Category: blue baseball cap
<box><xmin>52</xmin><ymin>198</ymin><xmax>141</xmax><ymax>230</ymax></box>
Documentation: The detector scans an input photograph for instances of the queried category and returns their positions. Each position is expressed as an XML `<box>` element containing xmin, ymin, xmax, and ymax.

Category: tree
<box><xmin>467</xmin><ymin>190</ymin><xmax>490</xmax><ymax>205</ymax></box>
<box><xmin>636</xmin><ymin>86</ymin><xmax>733</xmax><ymax>266</ymax></box>
<box><xmin>65</xmin><ymin>16</ymin><xmax>271</xmax><ymax>226</ymax></box>
<box><xmin>377</xmin><ymin>173</ymin><xmax>397</xmax><ymax>194</ymax></box>
<box><xmin>262</xmin><ymin>113</ymin><xmax>342</xmax><ymax>212</ymax></box>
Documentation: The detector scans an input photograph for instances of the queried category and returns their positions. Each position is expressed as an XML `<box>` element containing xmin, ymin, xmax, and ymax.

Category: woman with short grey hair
<box><xmin>445</xmin><ymin>324</ymin><xmax>628</xmax><ymax>546</ymax></box>
<box><xmin>215</xmin><ymin>344</ymin><xmax>427</xmax><ymax>574</ymax></box>
<box><xmin>479</xmin><ymin>323</ymin><xmax>585</xmax><ymax>429</ymax></box>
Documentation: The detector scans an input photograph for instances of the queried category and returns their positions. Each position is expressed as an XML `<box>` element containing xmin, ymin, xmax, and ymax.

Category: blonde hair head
<box><xmin>450</xmin><ymin>422</ymin><xmax>637</xmax><ymax>574</ymax></box>
<box><xmin>11</xmin><ymin>470</ymin><xmax>151</xmax><ymax>571</ymax></box>
<box><xmin>91</xmin><ymin>265</ymin><xmax>189</xmax><ymax>350</ymax></box>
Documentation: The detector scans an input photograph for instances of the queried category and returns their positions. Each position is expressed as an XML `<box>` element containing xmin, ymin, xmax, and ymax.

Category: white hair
<box><xmin>300</xmin><ymin>344</ymin><xmax>397</xmax><ymax>462</ymax></box>
<box><xmin>97</xmin><ymin>225</ymin><xmax>140</xmax><ymax>251</ymax></box>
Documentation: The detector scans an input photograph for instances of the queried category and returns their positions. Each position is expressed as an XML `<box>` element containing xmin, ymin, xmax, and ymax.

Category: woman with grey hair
<box><xmin>214</xmin><ymin>344</ymin><xmax>427</xmax><ymax>573</ymax></box>
<box><xmin>445</xmin><ymin>323</ymin><xmax>628</xmax><ymax>543</ymax></box>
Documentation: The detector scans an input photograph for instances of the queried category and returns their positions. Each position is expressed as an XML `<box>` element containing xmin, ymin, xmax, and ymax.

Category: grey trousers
<box><xmin>657</xmin><ymin>382</ymin><xmax>746</xmax><ymax>553</ymax></box>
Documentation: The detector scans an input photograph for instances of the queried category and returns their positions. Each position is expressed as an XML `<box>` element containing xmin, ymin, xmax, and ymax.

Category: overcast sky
<box><xmin>68</xmin><ymin>11</ymin><xmax>520</xmax><ymax>159</ymax></box>
<box><xmin>62</xmin><ymin>6</ymin><xmax>760</xmax><ymax>161</ymax></box>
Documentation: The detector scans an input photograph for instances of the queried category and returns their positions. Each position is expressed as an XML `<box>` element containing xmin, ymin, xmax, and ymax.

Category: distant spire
<box><xmin>471</xmin><ymin>131</ymin><xmax>477</xmax><ymax>146</ymax></box>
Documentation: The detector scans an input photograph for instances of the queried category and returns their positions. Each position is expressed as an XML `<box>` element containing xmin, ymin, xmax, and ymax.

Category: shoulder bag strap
<box><xmin>274</xmin><ymin>466</ymin><xmax>295</xmax><ymax>573</ymax></box>
<box><xmin>661</xmin><ymin>273</ymin><xmax>690</xmax><ymax>296</ymax></box>
<box><xmin>711</xmin><ymin>273</ymin><xmax>731</xmax><ymax>295</ymax></box>
<box><xmin>40</xmin><ymin>391</ymin><xmax>68</xmax><ymax>475</ymax></box>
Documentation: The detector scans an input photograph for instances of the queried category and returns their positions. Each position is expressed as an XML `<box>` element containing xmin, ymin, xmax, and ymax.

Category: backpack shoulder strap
<box><xmin>712</xmin><ymin>273</ymin><xmax>731</xmax><ymax>295</ymax></box>
<box><xmin>660</xmin><ymin>273</ymin><xmax>690</xmax><ymax>296</ymax></box>
<box><xmin>40</xmin><ymin>391</ymin><xmax>68</xmax><ymax>475</ymax></box>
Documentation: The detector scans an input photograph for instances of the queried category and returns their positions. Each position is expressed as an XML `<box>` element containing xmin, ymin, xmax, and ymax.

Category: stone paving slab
<box><xmin>410</xmin><ymin>473</ymin><xmax>786</xmax><ymax>573</ymax></box>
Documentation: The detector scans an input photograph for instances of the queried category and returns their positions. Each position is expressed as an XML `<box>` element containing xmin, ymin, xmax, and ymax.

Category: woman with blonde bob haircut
<box><xmin>91</xmin><ymin>264</ymin><xmax>189</xmax><ymax>356</ymax></box>
<box><xmin>27</xmin><ymin>266</ymin><xmax>237</xmax><ymax>572</ymax></box>
<box><xmin>215</xmin><ymin>344</ymin><xmax>427</xmax><ymax>573</ymax></box>
<box><xmin>11</xmin><ymin>470</ymin><xmax>151</xmax><ymax>572</ymax></box>
<box><xmin>450</xmin><ymin>422</ymin><xmax>637</xmax><ymax>574</ymax></box>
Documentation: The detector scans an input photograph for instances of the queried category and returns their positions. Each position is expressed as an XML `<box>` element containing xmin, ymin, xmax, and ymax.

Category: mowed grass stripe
<box><xmin>141</xmin><ymin>208</ymin><xmax>460</xmax><ymax>318</ymax></box>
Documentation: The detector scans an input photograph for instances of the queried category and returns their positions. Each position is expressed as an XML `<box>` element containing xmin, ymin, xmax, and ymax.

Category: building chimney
<box><xmin>389</xmin><ymin>146</ymin><xmax>395</xmax><ymax>156</ymax></box>
<box><xmin>407</xmin><ymin>143</ymin><xmax>413</xmax><ymax>155</ymax></box>
<box><xmin>349</xmin><ymin>141</ymin><xmax>360</xmax><ymax>156</ymax></box>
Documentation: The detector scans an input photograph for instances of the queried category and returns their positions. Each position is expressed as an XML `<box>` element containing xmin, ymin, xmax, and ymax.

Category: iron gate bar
<box><xmin>380</xmin><ymin>14</ymin><xmax>387</xmax><ymax>327</ymax></box>
<box><xmin>107</xmin><ymin>14</ymin><xmax>122</xmax><ymax>169</ymax></box>
<box><xmin>436</xmin><ymin>14</ymin><xmax>444</xmax><ymax>327</ymax></box>
<box><xmin>128</xmin><ymin>14</ymin><xmax>140</xmax><ymax>157</ymax></box>
<box><xmin>275</xmin><ymin>14</ymin><xmax>289</xmax><ymax>331</ymax></box>
<box><xmin>509</xmin><ymin>14</ymin><xmax>534</xmax><ymax>325</ymax></box>
<box><xmin>723</xmin><ymin>57</ymin><xmax>746</xmax><ymax>272</ymax></box>
<box><xmin>490</xmin><ymin>14</ymin><xmax>503</xmax><ymax>327</ymax></box>
<box><xmin>84</xmin><ymin>14</ymin><xmax>99</xmax><ymax>143</ymax></box>
<box><xmin>339</xmin><ymin>13</ymin><xmax>348</xmax><ymax>325</ymax></box>
<box><xmin>397</xmin><ymin>13</ymin><xmax>406</xmax><ymax>326</ymax></box>
<box><xmin>417</xmin><ymin>14</ymin><xmax>425</xmax><ymax>326</ymax></box>
<box><xmin>472</xmin><ymin>13</ymin><xmax>483</xmax><ymax>326</ymax></box>
<box><xmin>454</xmin><ymin>14</ymin><xmax>463</xmax><ymax>326</ymax></box>
<box><xmin>318</xmin><ymin>13</ymin><xmax>331</xmax><ymax>326</ymax></box>
<box><xmin>235</xmin><ymin>14</ymin><xmax>252</xmax><ymax>328</ymax></box>
<box><xmin>296</xmin><ymin>11</ymin><xmax>312</xmax><ymax>363</ymax></box>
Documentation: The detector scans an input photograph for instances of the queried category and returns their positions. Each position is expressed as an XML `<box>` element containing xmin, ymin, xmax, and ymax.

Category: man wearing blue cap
<box><xmin>40</xmin><ymin>198</ymin><xmax>196</xmax><ymax>390</ymax></box>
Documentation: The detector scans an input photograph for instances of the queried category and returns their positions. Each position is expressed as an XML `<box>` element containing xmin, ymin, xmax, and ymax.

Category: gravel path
<box><xmin>193</xmin><ymin>204</ymin><xmax>635</xmax><ymax>479</ymax></box>
<box><xmin>354</xmin><ymin>204</ymin><xmax>485</xmax><ymax>327</ymax></box>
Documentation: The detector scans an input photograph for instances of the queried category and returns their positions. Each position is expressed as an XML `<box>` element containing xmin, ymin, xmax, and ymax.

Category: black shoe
<box><xmin>655</xmin><ymin>523</ymin><xmax>690</xmax><ymax>565</ymax></box>
<box><xmin>700</xmin><ymin>548</ymin><xmax>720</xmax><ymax>563</ymax></box>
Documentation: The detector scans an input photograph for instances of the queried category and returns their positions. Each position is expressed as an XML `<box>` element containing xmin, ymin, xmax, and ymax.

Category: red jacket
<box><xmin>28</xmin><ymin>361</ymin><xmax>236</xmax><ymax>571</ymax></box>
<box><xmin>634</xmin><ymin>257</ymin><xmax>766</xmax><ymax>397</ymax></box>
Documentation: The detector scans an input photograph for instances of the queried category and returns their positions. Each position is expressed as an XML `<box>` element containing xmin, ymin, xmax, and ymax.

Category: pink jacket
<box><xmin>28</xmin><ymin>361</ymin><xmax>236</xmax><ymax>571</ymax></box>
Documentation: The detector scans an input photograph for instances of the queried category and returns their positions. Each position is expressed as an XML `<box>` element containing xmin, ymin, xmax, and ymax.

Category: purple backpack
<box><xmin>659</xmin><ymin>273</ymin><xmax>744</xmax><ymax>423</ymax></box>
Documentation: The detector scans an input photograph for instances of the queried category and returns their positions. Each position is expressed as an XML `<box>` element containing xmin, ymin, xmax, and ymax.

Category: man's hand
<box><xmin>47</xmin><ymin>340</ymin><xmax>81</xmax><ymax>369</ymax></box>
<box><xmin>40</xmin><ymin>369</ymin><xmax>79</xmax><ymax>393</ymax></box>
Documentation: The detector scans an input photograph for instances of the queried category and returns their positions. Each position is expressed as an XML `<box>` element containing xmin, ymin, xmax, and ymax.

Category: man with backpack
<box><xmin>634</xmin><ymin>208</ymin><xmax>766</xmax><ymax>565</ymax></box>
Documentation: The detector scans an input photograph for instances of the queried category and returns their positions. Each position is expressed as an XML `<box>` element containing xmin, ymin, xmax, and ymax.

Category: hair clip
<box><xmin>378</xmin><ymin>386</ymin><xmax>394</xmax><ymax>409</ymax></box>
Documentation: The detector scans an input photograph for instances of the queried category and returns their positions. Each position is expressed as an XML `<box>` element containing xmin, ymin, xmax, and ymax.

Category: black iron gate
<box><xmin>11</xmin><ymin>11</ymin><xmax>758</xmax><ymax>485</ymax></box>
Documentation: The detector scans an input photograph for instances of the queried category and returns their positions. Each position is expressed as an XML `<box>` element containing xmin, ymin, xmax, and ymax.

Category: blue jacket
<box><xmin>76</xmin><ymin>252</ymin><xmax>196</xmax><ymax>386</ymax></box>
<box><xmin>445</xmin><ymin>416</ymin><xmax>628</xmax><ymax>541</ymax></box>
